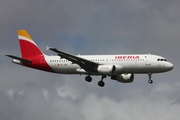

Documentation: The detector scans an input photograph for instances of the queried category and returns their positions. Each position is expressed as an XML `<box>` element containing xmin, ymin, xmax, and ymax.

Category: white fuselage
<box><xmin>44</xmin><ymin>54</ymin><xmax>173</xmax><ymax>75</ymax></box>
<box><xmin>7</xmin><ymin>30</ymin><xmax>174</xmax><ymax>86</ymax></box>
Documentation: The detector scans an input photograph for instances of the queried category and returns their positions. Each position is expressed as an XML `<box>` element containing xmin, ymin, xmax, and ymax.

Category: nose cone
<box><xmin>166</xmin><ymin>62</ymin><xmax>174</xmax><ymax>71</ymax></box>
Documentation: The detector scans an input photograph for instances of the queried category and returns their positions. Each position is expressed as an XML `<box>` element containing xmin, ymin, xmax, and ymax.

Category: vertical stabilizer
<box><xmin>18</xmin><ymin>30</ymin><xmax>43</xmax><ymax>58</ymax></box>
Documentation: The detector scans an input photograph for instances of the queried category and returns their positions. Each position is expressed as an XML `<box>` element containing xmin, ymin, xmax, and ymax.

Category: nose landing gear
<box><xmin>148</xmin><ymin>73</ymin><xmax>153</xmax><ymax>84</ymax></box>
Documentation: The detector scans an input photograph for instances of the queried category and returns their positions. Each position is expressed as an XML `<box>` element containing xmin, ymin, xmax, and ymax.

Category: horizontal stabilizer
<box><xmin>6</xmin><ymin>55</ymin><xmax>32</xmax><ymax>64</ymax></box>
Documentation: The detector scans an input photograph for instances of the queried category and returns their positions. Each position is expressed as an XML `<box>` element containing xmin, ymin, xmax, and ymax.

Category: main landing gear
<box><xmin>85</xmin><ymin>75</ymin><xmax>106</xmax><ymax>87</ymax></box>
<box><xmin>98</xmin><ymin>75</ymin><xmax>106</xmax><ymax>87</ymax></box>
<box><xmin>85</xmin><ymin>75</ymin><xmax>92</xmax><ymax>82</ymax></box>
<box><xmin>148</xmin><ymin>73</ymin><xmax>153</xmax><ymax>84</ymax></box>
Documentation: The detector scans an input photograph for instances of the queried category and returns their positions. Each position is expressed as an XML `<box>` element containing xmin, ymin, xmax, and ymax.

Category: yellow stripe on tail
<box><xmin>18</xmin><ymin>30</ymin><xmax>33</xmax><ymax>41</ymax></box>
<box><xmin>18</xmin><ymin>30</ymin><xmax>43</xmax><ymax>58</ymax></box>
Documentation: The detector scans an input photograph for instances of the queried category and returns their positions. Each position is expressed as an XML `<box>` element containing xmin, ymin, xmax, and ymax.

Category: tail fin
<box><xmin>18</xmin><ymin>30</ymin><xmax>43</xmax><ymax>58</ymax></box>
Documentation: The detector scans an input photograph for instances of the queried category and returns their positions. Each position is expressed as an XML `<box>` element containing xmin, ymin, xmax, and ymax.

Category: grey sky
<box><xmin>0</xmin><ymin>0</ymin><xmax>180</xmax><ymax>120</ymax></box>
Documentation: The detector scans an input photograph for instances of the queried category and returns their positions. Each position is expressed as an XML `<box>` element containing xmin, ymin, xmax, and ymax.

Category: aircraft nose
<box><xmin>166</xmin><ymin>62</ymin><xmax>174</xmax><ymax>70</ymax></box>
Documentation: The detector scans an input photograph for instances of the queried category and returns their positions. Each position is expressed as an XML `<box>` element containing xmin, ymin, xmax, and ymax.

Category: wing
<box><xmin>48</xmin><ymin>47</ymin><xmax>99</xmax><ymax>72</ymax></box>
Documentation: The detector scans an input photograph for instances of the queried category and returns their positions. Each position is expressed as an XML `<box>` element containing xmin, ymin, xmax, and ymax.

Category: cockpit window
<box><xmin>157</xmin><ymin>58</ymin><xmax>167</xmax><ymax>61</ymax></box>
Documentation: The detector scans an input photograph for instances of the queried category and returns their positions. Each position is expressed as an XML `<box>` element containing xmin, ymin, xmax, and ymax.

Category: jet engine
<box><xmin>97</xmin><ymin>65</ymin><xmax>124</xmax><ymax>75</ymax></box>
<box><xmin>111</xmin><ymin>74</ymin><xmax>134</xmax><ymax>83</ymax></box>
<box><xmin>97</xmin><ymin>65</ymin><xmax>115</xmax><ymax>75</ymax></box>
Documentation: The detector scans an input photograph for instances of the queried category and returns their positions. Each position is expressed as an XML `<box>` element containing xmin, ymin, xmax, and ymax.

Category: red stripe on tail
<box><xmin>19</xmin><ymin>40</ymin><xmax>43</xmax><ymax>58</ymax></box>
<box><xmin>17</xmin><ymin>30</ymin><xmax>55</xmax><ymax>73</ymax></box>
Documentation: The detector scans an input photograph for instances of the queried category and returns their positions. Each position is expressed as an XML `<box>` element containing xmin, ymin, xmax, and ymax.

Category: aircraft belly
<box><xmin>122</xmin><ymin>64</ymin><xmax>165</xmax><ymax>74</ymax></box>
<box><xmin>50</xmin><ymin>63</ymin><xmax>79</xmax><ymax>74</ymax></box>
<box><xmin>122</xmin><ymin>64</ymin><xmax>153</xmax><ymax>73</ymax></box>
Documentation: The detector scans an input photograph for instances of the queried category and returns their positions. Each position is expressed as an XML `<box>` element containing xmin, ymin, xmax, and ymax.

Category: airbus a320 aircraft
<box><xmin>6</xmin><ymin>30</ymin><xmax>174</xmax><ymax>87</ymax></box>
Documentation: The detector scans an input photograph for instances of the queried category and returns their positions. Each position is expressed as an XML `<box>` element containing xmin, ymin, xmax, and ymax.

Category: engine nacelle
<box><xmin>113</xmin><ymin>65</ymin><xmax>123</xmax><ymax>74</ymax></box>
<box><xmin>111</xmin><ymin>74</ymin><xmax>134</xmax><ymax>83</ymax></box>
<box><xmin>97</xmin><ymin>65</ymin><xmax>115</xmax><ymax>75</ymax></box>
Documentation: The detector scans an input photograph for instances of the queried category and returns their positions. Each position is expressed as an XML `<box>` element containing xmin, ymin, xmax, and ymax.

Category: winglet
<box><xmin>46</xmin><ymin>46</ymin><xmax>50</xmax><ymax>51</ymax></box>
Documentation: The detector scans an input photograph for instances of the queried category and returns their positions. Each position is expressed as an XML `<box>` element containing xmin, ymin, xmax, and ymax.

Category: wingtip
<box><xmin>46</xmin><ymin>46</ymin><xmax>50</xmax><ymax>50</ymax></box>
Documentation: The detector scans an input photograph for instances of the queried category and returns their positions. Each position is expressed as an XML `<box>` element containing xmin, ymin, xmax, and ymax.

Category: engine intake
<box><xmin>111</xmin><ymin>74</ymin><xmax>134</xmax><ymax>83</ymax></box>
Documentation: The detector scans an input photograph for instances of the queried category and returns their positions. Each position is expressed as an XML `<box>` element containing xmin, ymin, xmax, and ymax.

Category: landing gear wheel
<box><xmin>85</xmin><ymin>76</ymin><xmax>92</xmax><ymax>82</ymax></box>
<box><xmin>148</xmin><ymin>73</ymin><xmax>153</xmax><ymax>84</ymax></box>
<box><xmin>97</xmin><ymin>75</ymin><xmax>106</xmax><ymax>87</ymax></box>
<box><xmin>98</xmin><ymin>81</ymin><xmax>105</xmax><ymax>87</ymax></box>
<box><xmin>148</xmin><ymin>80</ymin><xmax>153</xmax><ymax>84</ymax></box>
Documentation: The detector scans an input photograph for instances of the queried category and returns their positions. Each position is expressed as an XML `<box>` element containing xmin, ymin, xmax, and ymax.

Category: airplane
<box><xmin>6</xmin><ymin>30</ymin><xmax>174</xmax><ymax>87</ymax></box>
